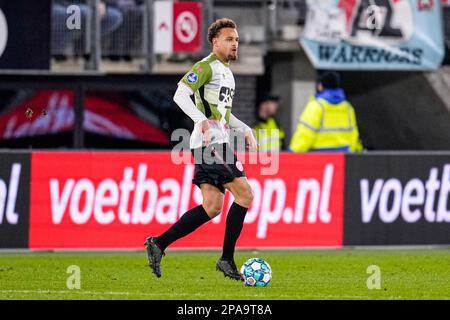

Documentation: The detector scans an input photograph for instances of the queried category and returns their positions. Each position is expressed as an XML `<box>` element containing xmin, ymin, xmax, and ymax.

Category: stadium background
<box><xmin>0</xmin><ymin>0</ymin><xmax>449</xmax><ymax>300</ymax></box>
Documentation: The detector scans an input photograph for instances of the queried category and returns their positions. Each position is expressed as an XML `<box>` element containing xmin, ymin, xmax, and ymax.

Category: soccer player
<box><xmin>145</xmin><ymin>18</ymin><xmax>258</xmax><ymax>281</ymax></box>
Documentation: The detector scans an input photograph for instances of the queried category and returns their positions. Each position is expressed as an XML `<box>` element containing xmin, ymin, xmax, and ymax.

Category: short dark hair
<box><xmin>317</xmin><ymin>71</ymin><xmax>341</xmax><ymax>89</ymax></box>
<box><xmin>207</xmin><ymin>18</ymin><xmax>237</xmax><ymax>44</ymax></box>
<box><xmin>258</xmin><ymin>95</ymin><xmax>280</xmax><ymax>106</ymax></box>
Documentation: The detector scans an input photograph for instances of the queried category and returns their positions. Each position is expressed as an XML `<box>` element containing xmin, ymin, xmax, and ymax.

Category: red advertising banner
<box><xmin>172</xmin><ymin>2</ymin><xmax>202</xmax><ymax>53</ymax></box>
<box><xmin>29</xmin><ymin>152</ymin><xmax>344</xmax><ymax>249</ymax></box>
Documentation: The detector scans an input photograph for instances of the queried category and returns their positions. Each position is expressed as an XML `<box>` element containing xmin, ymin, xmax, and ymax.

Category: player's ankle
<box><xmin>220</xmin><ymin>255</ymin><xmax>233</xmax><ymax>261</ymax></box>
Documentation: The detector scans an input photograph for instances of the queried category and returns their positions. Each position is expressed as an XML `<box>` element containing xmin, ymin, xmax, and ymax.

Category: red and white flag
<box><xmin>153</xmin><ymin>1</ymin><xmax>202</xmax><ymax>54</ymax></box>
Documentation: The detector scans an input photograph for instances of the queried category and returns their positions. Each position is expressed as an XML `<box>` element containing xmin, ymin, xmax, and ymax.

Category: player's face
<box><xmin>214</xmin><ymin>28</ymin><xmax>239</xmax><ymax>61</ymax></box>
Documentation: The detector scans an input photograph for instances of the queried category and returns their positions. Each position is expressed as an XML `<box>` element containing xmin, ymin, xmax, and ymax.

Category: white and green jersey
<box><xmin>180</xmin><ymin>53</ymin><xmax>236</xmax><ymax>149</ymax></box>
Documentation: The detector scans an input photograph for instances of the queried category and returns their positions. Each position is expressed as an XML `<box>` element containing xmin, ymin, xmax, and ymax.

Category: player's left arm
<box><xmin>229</xmin><ymin>113</ymin><xmax>258</xmax><ymax>150</ymax></box>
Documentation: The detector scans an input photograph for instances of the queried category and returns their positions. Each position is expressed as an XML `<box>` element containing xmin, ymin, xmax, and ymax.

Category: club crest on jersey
<box><xmin>187</xmin><ymin>72</ymin><xmax>198</xmax><ymax>84</ymax></box>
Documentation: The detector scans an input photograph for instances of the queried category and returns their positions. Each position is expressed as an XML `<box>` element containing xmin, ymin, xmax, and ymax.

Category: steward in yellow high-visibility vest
<box><xmin>253</xmin><ymin>95</ymin><xmax>285</xmax><ymax>151</ymax></box>
<box><xmin>289</xmin><ymin>72</ymin><xmax>363</xmax><ymax>152</ymax></box>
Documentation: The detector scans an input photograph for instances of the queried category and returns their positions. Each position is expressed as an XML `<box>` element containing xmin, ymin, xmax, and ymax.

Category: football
<box><xmin>240</xmin><ymin>258</ymin><xmax>272</xmax><ymax>287</ymax></box>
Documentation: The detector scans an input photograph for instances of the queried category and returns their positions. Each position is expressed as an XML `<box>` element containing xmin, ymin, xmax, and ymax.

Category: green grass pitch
<box><xmin>0</xmin><ymin>249</ymin><xmax>449</xmax><ymax>300</ymax></box>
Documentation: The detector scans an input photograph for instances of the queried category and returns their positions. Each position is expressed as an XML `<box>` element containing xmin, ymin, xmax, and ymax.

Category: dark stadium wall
<box><xmin>267</xmin><ymin>51</ymin><xmax>321</xmax><ymax>146</ymax></box>
<box><xmin>341</xmin><ymin>71</ymin><xmax>450</xmax><ymax>151</ymax></box>
<box><xmin>0</xmin><ymin>0</ymin><xmax>51</xmax><ymax>70</ymax></box>
<box><xmin>268</xmin><ymin>52</ymin><xmax>296</xmax><ymax>139</ymax></box>
<box><xmin>233</xmin><ymin>76</ymin><xmax>258</xmax><ymax>127</ymax></box>
<box><xmin>267</xmin><ymin>51</ymin><xmax>450</xmax><ymax>151</ymax></box>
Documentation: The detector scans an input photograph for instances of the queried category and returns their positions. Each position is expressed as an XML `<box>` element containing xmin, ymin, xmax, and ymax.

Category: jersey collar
<box><xmin>211</xmin><ymin>52</ymin><xmax>230</xmax><ymax>67</ymax></box>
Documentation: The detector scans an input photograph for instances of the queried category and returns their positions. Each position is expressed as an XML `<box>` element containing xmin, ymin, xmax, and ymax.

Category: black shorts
<box><xmin>191</xmin><ymin>143</ymin><xmax>245</xmax><ymax>193</ymax></box>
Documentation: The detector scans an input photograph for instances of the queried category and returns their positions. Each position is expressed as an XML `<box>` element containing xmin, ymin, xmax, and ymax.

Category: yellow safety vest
<box><xmin>253</xmin><ymin>117</ymin><xmax>285</xmax><ymax>151</ymax></box>
<box><xmin>289</xmin><ymin>96</ymin><xmax>363</xmax><ymax>152</ymax></box>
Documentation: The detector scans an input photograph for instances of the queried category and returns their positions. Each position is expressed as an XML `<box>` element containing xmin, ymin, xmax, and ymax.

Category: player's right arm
<box><xmin>173</xmin><ymin>61</ymin><xmax>213</xmax><ymax>145</ymax></box>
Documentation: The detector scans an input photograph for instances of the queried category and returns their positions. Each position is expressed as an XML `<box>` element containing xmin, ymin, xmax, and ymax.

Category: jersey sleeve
<box><xmin>180</xmin><ymin>61</ymin><xmax>213</xmax><ymax>92</ymax></box>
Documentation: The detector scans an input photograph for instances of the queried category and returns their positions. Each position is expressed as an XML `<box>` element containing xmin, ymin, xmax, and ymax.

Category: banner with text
<box><xmin>0</xmin><ymin>152</ymin><xmax>30</xmax><ymax>248</ymax></box>
<box><xmin>344</xmin><ymin>154</ymin><xmax>450</xmax><ymax>245</ymax></box>
<box><xmin>29</xmin><ymin>152</ymin><xmax>345</xmax><ymax>249</ymax></box>
<box><xmin>301</xmin><ymin>0</ymin><xmax>445</xmax><ymax>70</ymax></box>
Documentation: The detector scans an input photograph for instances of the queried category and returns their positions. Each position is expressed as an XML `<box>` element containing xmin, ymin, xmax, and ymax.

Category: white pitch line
<box><xmin>0</xmin><ymin>289</ymin><xmax>277</xmax><ymax>298</ymax></box>
<box><xmin>0</xmin><ymin>290</ymin><xmax>219</xmax><ymax>297</ymax></box>
<box><xmin>0</xmin><ymin>290</ymin><xmax>392</xmax><ymax>299</ymax></box>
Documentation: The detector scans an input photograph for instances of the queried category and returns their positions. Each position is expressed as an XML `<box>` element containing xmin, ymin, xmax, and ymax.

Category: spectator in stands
<box><xmin>253</xmin><ymin>95</ymin><xmax>285</xmax><ymax>151</ymax></box>
<box><xmin>52</xmin><ymin>1</ymin><xmax>123</xmax><ymax>56</ymax></box>
<box><xmin>113</xmin><ymin>0</ymin><xmax>139</xmax><ymax>9</ymax></box>
<box><xmin>289</xmin><ymin>71</ymin><xmax>363</xmax><ymax>152</ymax></box>
<box><xmin>101</xmin><ymin>0</ymin><xmax>146</xmax><ymax>60</ymax></box>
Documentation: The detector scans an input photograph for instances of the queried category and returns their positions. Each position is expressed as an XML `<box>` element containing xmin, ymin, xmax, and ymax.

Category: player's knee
<box><xmin>203</xmin><ymin>199</ymin><xmax>223</xmax><ymax>218</ymax></box>
<box><xmin>237</xmin><ymin>188</ymin><xmax>253</xmax><ymax>208</ymax></box>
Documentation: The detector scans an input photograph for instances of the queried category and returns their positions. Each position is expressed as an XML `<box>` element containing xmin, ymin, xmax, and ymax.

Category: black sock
<box><xmin>221</xmin><ymin>202</ymin><xmax>248</xmax><ymax>261</ymax></box>
<box><xmin>156</xmin><ymin>205</ymin><xmax>210</xmax><ymax>251</ymax></box>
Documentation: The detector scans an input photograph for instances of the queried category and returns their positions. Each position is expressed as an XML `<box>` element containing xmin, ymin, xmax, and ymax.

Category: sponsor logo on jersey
<box><xmin>187</xmin><ymin>72</ymin><xmax>198</xmax><ymax>84</ymax></box>
<box><xmin>219</xmin><ymin>86</ymin><xmax>234</xmax><ymax>105</ymax></box>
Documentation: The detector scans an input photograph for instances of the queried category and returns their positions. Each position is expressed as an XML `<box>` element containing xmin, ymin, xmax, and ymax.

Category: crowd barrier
<box><xmin>0</xmin><ymin>151</ymin><xmax>449</xmax><ymax>249</ymax></box>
